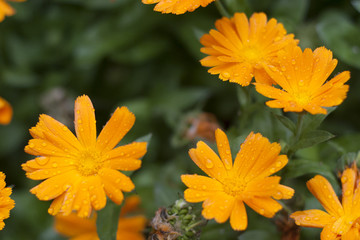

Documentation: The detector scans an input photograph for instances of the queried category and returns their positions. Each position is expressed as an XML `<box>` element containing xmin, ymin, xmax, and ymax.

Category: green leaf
<box><xmin>285</xmin><ymin>159</ymin><xmax>336</xmax><ymax>181</ymax></box>
<box><xmin>271</xmin><ymin>0</ymin><xmax>309</xmax><ymax>32</ymax></box>
<box><xmin>293</xmin><ymin>130</ymin><xmax>334</xmax><ymax>151</ymax></box>
<box><xmin>96</xmin><ymin>200</ymin><xmax>122</xmax><ymax>240</ymax></box>
<box><xmin>135</xmin><ymin>133</ymin><xmax>152</xmax><ymax>144</ymax></box>
<box><xmin>317</xmin><ymin>10</ymin><xmax>360</xmax><ymax>69</ymax></box>
<box><xmin>301</xmin><ymin>107</ymin><xmax>335</xmax><ymax>134</ymax></box>
<box><xmin>271</xmin><ymin>112</ymin><xmax>296</xmax><ymax>133</ymax></box>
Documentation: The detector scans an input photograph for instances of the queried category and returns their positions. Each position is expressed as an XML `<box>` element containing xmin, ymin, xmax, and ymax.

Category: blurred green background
<box><xmin>0</xmin><ymin>0</ymin><xmax>360</xmax><ymax>239</ymax></box>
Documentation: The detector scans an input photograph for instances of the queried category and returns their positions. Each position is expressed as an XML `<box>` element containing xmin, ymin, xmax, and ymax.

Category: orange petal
<box><xmin>272</xmin><ymin>184</ymin><xmax>294</xmax><ymax>200</ymax></box>
<box><xmin>320</xmin><ymin>224</ymin><xmax>339</xmax><ymax>240</ymax></box>
<box><xmin>120</xmin><ymin>195</ymin><xmax>141</xmax><ymax>216</ymax></box>
<box><xmin>74</xmin><ymin>95</ymin><xmax>97</xmax><ymax>147</ymax></box>
<box><xmin>331</xmin><ymin>216</ymin><xmax>352</xmax><ymax>236</ymax></box>
<box><xmin>244</xmin><ymin>196</ymin><xmax>282</xmax><ymax>218</ymax></box>
<box><xmin>306</xmin><ymin>175</ymin><xmax>344</xmax><ymax>218</ymax></box>
<box><xmin>215</xmin><ymin>129</ymin><xmax>232</xmax><ymax>170</ymax></box>
<box><xmin>183</xmin><ymin>189</ymin><xmax>214</xmax><ymax>202</ymax></box>
<box><xmin>99</xmin><ymin>168</ymin><xmax>134</xmax><ymax>192</ymax></box>
<box><xmin>0</xmin><ymin>97</ymin><xmax>12</xmax><ymax>125</ymax></box>
<box><xmin>233</xmin><ymin>132</ymin><xmax>285</xmax><ymax>182</ymax></box>
<box><xmin>106</xmin><ymin>142</ymin><xmax>147</xmax><ymax>161</ymax></box>
<box><xmin>30</xmin><ymin>170</ymin><xmax>79</xmax><ymax>201</ymax></box>
<box><xmin>202</xmin><ymin>193</ymin><xmax>235</xmax><ymax>223</ymax></box>
<box><xmin>342</xmin><ymin>226</ymin><xmax>360</xmax><ymax>240</ymax></box>
<box><xmin>341</xmin><ymin>168</ymin><xmax>356</xmax><ymax>215</ymax></box>
<box><xmin>189</xmin><ymin>141</ymin><xmax>227</xmax><ymax>181</ymax></box>
<box><xmin>246</xmin><ymin>176</ymin><xmax>281</xmax><ymax>197</ymax></box>
<box><xmin>54</xmin><ymin>212</ymin><xmax>97</xmax><ymax>237</ymax></box>
<box><xmin>72</xmin><ymin>181</ymin><xmax>92</xmax><ymax>218</ymax></box>
<box><xmin>96</xmin><ymin>107</ymin><xmax>135</xmax><ymax>152</ymax></box>
<box><xmin>181</xmin><ymin>174</ymin><xmax>223</xmax><ymax>191</ymax></box>
<box><xmin>87</xmin><ymin>176</ymin><xmax>107</xmax><ymax>211</ymax></box>
<box><xmin>290</xmin><ymin>209</ymin><xmax>333</xmax><ymax>228</ymax></box>
<box><xmin>230</xmin><ymin>200</ymin><xmax>247</xmax><ymax>231</ymax></box>
<box><xmin>34</xmin><ymin>114</ymin><xmax>82</xmax><ymax>153</ymax></box>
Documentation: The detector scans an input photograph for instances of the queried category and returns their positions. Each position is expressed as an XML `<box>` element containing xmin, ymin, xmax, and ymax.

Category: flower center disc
<box><xmin>77</xmin><ymin>150</ymin><xmax>102</xmax><ymax>176</ymax></box>
<box><xmin>223</xmin><ymin>177</ymin><xmax>247</xmax><ymax>197</ymax></box>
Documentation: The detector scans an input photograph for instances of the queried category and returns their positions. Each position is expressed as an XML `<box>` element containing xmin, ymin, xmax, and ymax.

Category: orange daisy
<box><xmin>291</xmin><ymin>165</ymin><xmax>360</xmax><ymax>239</ymax></box>
<box><xmin>141</xmin><ymin>0</ymin><xmax>215</xmax><ymax>15</ymax></box>
<box><xmin>0</xmin><ymin>172</ymin><xmax>15</xmax><ymax>230</ymax></box>
<box><xmin>255</xmin><ymin>46</ymin><xmax>350</xmax><ymax>114</ymax></box>
<box><xmin>200</xmin><ymin>12</ymin><xmax>298</xmax><ymax>86</ymax></box>
<box><xmin>22</xmin><ymin>95</ymin><xmax>147</xmax><ymax>217</ymax></box>
<box><xmin>0</xmin><ymin>0</ymin><xmax>25</xmax><ymax>22</ymax></box>
<box><xmin>181</xmin><ymin>129</ymin><xmax>294</xmax><ymax>230</ymax></box>
<box><xmin>55</xmin><ymin>195</ymin><xmax>147</xmax><ymax>240</ymax></box>
<box><xmin>0</xmin><ymin>97</ymin><xmax>12</xmax><ymax>125</ymax></box>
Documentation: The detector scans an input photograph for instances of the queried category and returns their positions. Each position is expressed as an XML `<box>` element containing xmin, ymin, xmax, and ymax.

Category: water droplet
<box><xmin>275</xmin><ymin>161</ymin><xmax>282</xmax><ymax>167</ymax></box>
<box><xmin>305</xmin><ymin>217</ymin><xmax>311</xmax><ymax>221</ymax></box>
<box><xmin>299</xmin><ymin>80</ymin><xmax>304</xmax><ymax>86</ymax></box>
<box><xmin>62</xmin><ymin>126</ymin><xmax>67</xmax><ymax>131</ymax></box>
<box><xmin>269</xmin><ymin>168</ymin><xmax>276</xmax><ymax>173</ymax></box>
<box><xmin>259</xmin><ymin>209</ymin><xmax>265</xmax><ymax>215</ymax></box>
<box><xmin>345</xmin><ymin>190</ymin><xmax>351</xmax><ymax>196</ymax></box>
<box><xmin>52</xmin><ymin>163</ymin><xmax>58</xmax><ymax>168</ymax></box>
<box><xmin>291</xmin><ymin>59</ymin><xmax>296</xmax><ymax>65</ymax></box>
<box><xmin>205</xmin><ymin>159</ymin><xmax>214</xmax><ymax>168</ymax></box>
<box><xmin>225</xmin><ymin>150</ymin><xmax>230</xmax><ymax>155</ymax></box>
<box><xmin>341</xmin><ymin>176</ymin><xmax>348</xmax><ymax>183</ymax></box>
<box><xmin>44</xmin><ymin>196</ymin><xmax>49</xmax><ymax>200</ymax></box>
<box><xmin>202</xmin><ymin>185</ymin><xmax>207</xmax><ymax>190</ymax></box>
<box><xmin>313</xmin><ymin>217</ymin><xmax>319</xmax><ymax>221</ymax></box>
<box><xmin>281</xmin><ymin>66</ymin><xmax>286</xmax><ymax>71</ymax></box>
<box><xmin>42</xmin><ymin>142</ymin><xmax>47</xmax><ymax>147</ymax></box>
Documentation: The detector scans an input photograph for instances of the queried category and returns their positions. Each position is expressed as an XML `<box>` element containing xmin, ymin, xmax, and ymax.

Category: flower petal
<box><xmin>230</xmin><ymin>200</ymin><xmax>247</xmax><ymax>231</ymax></box>
<box><xmin>74</xmin><ymin>95</ymin><xmax>97</xmax><ymax>147</ymax></box>
<box><xmin>306</xmin><ymin>175</ymin><xmax>344</xmax><ymax>218</ymax></box>
<box><xmin>272</xmin><ymin>184</ymin><xmax>294</xmax><ymax>200</ymax></box>
<box><xmin>341</xmin><ymin>168</ymin><xmax>356</xmax><ymax>215</ymax></box>
<box><xmin>202</xmin><ymin>193</ymin><xmax>235</xmax><ymax>223</ymax></box>
<box><xmin>99</xmin><ymin>168</ymin><xmax>135</xmax><ymax>192</ymax></box>
<box><xmin>290</xmin><ymin>209</ymin><xmax>333</xmax><ymax>228</ymax></box>
<box><xmin>0</xmin><ymin>97</ymin><xmax>12</xmax><ymax>125</ymax></box>
<box><xmin>215</xmin><ymin>129</ymin><xmax>232</xmax><ymax>171</ymax></box>
<box><xmin>96</xmin><ymin>107</ymin><xmax>135</xmax><ymax>152</ymax></box>
<box><xmin>189</xmin><ymin>141</ymin><xmax>227</xmax><ymax>181</ymax></box>
<box><xmin>244</xmin><ymin>196</ymin><xmax>282</xmax><ymax>218</ymax></box>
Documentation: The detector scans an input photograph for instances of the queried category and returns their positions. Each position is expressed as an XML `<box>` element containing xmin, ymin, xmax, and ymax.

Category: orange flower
<box><xmin>200</xmin><ymin>12</ymin><xmax>298</xmax><ymax>86</ymax></box>
<box><xmin>142</xmin><ymin>0</ymin><xmax>214</xmax><ymax>15</ymax></box>
<box><xmin>291</xmin><ymin>165</ymin><xmax>360</xmax><ymax>239</ymax></box>
<box><xmin>255</xmin><ymin>46</ymin><xmax>350</xmax><ymax>114</ymax></box>
<box><xmin>0</xmin><ymin>97</ymin><xmax>12</xmax><ymax>125</ymax></box>
<box><xmin>22</xmin><ymin>95</ymin><xmax>147</xmax><ymax>217</ymax></box>
<box><xmin>0</xmin><ymin>0</ymin><xmax>25</xmax><ymax>22</ymax></box>
<box><xmin>0</xmin><ymin>172</ymin><xmax>15</xmax><ymax>230</ymax></box>
<box><xmin>55</xmin><ymin>195</ymin><xmax>147</xmax><ymax>240</ymax></box>
<box><xmin>181</xmin><ymin>129</ymin><xmax>294</xmax><ymax>230</ymax></box>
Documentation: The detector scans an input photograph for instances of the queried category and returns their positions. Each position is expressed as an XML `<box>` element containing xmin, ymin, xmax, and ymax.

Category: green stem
<box><xmin>237</xmin><ymin>86</ymin><xmax>252</xmax><ymax>133</ymax></box>
<box><xmin>215</xmin><ymin>0</ymin><xmax>231</xmax><ymax>18</ymax></box>
<box><xmin>287</xmin><ymin>112</ymin><xmax>305</xmax><ymax>159</ymax></box>
<box><xmin>185</xmin><ymin>219</ymin><xmax>207</xmax><ymax>232</ymax></box>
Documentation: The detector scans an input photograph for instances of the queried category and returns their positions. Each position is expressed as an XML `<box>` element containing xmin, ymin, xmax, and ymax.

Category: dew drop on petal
<box><xmin>205</xmin><ymin>159</ymin><xmax>214</xmax><ymax>169</ymax></box>
<box><xmin>259</xmin><ymin>209</ymin><xmax>265</xmax><ymax>215</ymax></box>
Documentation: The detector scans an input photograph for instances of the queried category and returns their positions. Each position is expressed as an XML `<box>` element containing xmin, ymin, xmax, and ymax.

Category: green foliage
<box><xmin>96</xmin><ymin>200</ymin><xmax>122</xmax><ymax>240</ymax></box>
<box><xmin>0</xmin><ymin>0</ymin><xmax>360</xmax><ymax>239</ymax></box>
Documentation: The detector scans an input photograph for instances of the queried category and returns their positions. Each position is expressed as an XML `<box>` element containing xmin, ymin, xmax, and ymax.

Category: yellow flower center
<box><xmin>223</xmin><ymin>177</ymin><xmax>247</xmax><ymax>197</ymax></box>
<box><xmin>241</xmin><ymin>45</ymin><xmax>263</xmax><ymax>67</ymax></box>
<box><xmin>77</xmin><ymin>150</ymin><xmax>103</xmax><ymax>176</ymax></box>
